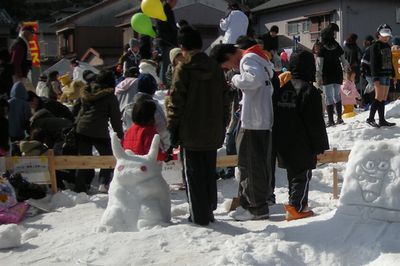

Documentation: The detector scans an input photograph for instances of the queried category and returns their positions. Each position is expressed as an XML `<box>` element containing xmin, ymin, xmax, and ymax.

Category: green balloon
<box><xmin>131</xmin><ymin>12</ymin><xmax>156</xmax><ymax>38</ymax></box>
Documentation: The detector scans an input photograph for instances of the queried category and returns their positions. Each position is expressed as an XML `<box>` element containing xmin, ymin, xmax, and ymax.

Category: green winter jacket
<box><xmin>76</xmin><ymin>85</ymin><xmax>123</xmax><ymax>139</ymax></box>
<box><xmin>167</xmin><ymin>51</ymin><xmax>231</xmax><ymax>151</ymax></box>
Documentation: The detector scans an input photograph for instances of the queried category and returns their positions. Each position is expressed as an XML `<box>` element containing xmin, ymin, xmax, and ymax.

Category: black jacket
<box><xmin>318</xmin><ymin>41</ymin><xmax>344</xmax><ymax>85</ymax></box>
<box><xmin>344</xmin><ymin>43</ymin><xmax>362</xmax><ymax>72</ymax></box>
<box><xmin>156</xmin><ymin>3</ymin><xmax>178</xmax><ymax>47</ymax></box>
<box><xmin>361</xmin><ymin>46</ymin><xmax>372</xmax><ymax>77</ymax></box>
<box><xmin>273</xmin><ymin>80</ymin><xmax>329</xmax><ymax>171</ymax></box>
<box><xmin>370</xmin><ymin>41</ymin><xmax>395</xmax><ymax>80</ymax></box>
<box><xmin>76</xmin><ymin>85</ymin><xmax>123</xmax><ymax>139</ymax></box>
<box><xmin>10</xmin><ymin>37</ymin><xmax>31</xmax><ymax>78</ymax></box>
<box><xmin>38</xmin><ymin>97</ymin><xmax>74</xmax><ymax>122</ymax></box>
<box><xmin>167</xmin><ymin>52</ymin><xmax>231</xmax><ymax>151</ymax></box>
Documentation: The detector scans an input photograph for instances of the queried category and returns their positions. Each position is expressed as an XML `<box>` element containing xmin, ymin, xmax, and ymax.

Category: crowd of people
<box><xmin>0</xmin><ymin>0</ymin><xmax>399</xmax><ymax>226</ymax></box>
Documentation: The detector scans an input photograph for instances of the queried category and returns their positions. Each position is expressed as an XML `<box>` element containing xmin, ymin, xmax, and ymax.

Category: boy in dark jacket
<box><xmin>8</xmin><ymin>82</ymin><xmax>31</xmax><ymax>141</ymax></box>
<box><xmin>273</xmin><ymin>50</ymin><xmax>329</xmax><ymax>221</ymax></box>
<box><xmin>75</xmin><ymin>70</ymin><xmax>124</xmax><ymax>193</ymax></box>
<box><xmin>167</xmin><ymin>26</ymin><xmax>231</xmax><ymax>225</ymax></box>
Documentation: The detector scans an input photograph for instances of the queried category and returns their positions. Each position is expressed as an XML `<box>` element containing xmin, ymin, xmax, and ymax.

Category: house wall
<box><xmin>255</xmin><ymin>0</ymin><xmax>400</xmax><ymax>50</ymax></box>
<box><xmin>74</xmin><ymin>26</ymin><xmax>123</xmax><ymax>58</ymax></box>
<box><xmin>255</xmin><ymin>0</ymin><xmax>341</xmax><ymax>49</ymax></box>
<box><xmin>343</xmin><ymin>0</ymin><xmax>400</xmax><ymax>47</ymax></box>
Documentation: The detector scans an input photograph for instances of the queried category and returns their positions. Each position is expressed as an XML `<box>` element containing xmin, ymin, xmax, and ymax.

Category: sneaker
<box><xmin>379</xmin><ymin>120</ymin><xmax>396</xmax><ymax>127</ymax></box>
<box><xmin>229</xmin><ymin>206</ymin><xmax>269</xmax><ymax>221</ymax></box>
<box><xmin>267</xmin><ymin>194</ymin><xmax>276</xmax><ymax>206</ymax></box>
<box><xmin>284</xmin><ymin>204</ymin><xmax>314</xmax><ymax>221</ymax></box>
<box><xmin>98</xmin><ymin>184</ymin><xmax>108</xmax><ymax>193</ymax></box>
<box><xmin>366</xmin><ymin>118</ymin><xmax>380</xmax><ymax>128</ymax></box>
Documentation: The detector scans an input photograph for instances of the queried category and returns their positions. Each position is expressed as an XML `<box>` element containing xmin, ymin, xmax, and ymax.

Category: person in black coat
<box><xmin>27</xmin><ymin>91</ymin><xmax>74</xmax><ymax>122</ymax></box>
<box><xmin>344</xmin><ymin>33</ymin><xmax>362</xmax><ymax>83</ymax></box>
<box><xmin>156</xmin><ymin>0</ymin><xmax>178</xmax><ymax>84</ymax></box>
<box><xmin>273</xmin><ymin>50</ymin><xmax>329</xmax><ymax>221</ymax></box>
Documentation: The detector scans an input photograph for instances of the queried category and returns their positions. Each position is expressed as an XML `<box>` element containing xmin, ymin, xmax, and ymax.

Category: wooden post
<box><xmin>47</xmin><ymin>149</ymin><xmax>58</xmax><ymax>193</ymax></box>
<box><xmin>332</xmin><ymin>168</ymin><xmax>339</xmax><ymax>199</ymax></box>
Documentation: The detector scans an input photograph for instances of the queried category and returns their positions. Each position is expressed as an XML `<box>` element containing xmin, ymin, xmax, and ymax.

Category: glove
<box><xmin>164</xmin><ymin>146</ymin><xmax>174</xmax><ymax>163</ymax></box>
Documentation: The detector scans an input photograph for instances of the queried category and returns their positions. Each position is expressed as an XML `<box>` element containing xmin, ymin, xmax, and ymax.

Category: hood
<box><xmin>81</xmin><ymin>84</ymin><xmax>114</xmax><ymax>102</ymax></box>
<box><xmin>115</xmin><ymin>77</ymin><xmax>138</xmax><ymax>95</ymax></box>
<box><xmin>242</xmin><ymin>51</ymin><xmax>275</xmax><ymax>78</ymax></box>
<box><xmin>243</xmin><ymin>44</ymin><xmax>270</xmax><ymax>61</ymax></box>
<box><xmin>10</xmin><ymin>81</ymin><xmax>28</xmax><ymax>100</ymax></box>
<box><xmin>30</xmin><ymin>108</ymin><xmax>53</xmax><ymax>123</ymax></box>
<box><xmin>19</xmin><ymin>141</ymin><xmax>48</xmax><ymax>156</ymax></box>
<box><xmin>181</xmin><ymin>51</ymin><xmax>214</xmax><ymax>81</ymax></box>
<box><xmin>289</xmin><ymin>50</ymin><xmax>316</xmax><ymax>82</ymax></box>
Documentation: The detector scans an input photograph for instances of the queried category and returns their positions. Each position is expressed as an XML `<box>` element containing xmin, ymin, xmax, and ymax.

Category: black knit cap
<box><xmin>138</xmin><ymin>73</ymin><xmax>157</xmax><ymax>95</ymax></box>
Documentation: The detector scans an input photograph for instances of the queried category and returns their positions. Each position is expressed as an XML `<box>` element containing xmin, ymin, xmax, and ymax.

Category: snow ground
<box><xmin>1</xmin><ymin>100</ymin><xmax>400</xmax><ymax>265</ymax></box>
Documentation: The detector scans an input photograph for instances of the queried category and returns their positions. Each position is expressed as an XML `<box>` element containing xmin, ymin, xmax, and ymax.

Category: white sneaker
<box><xmin>229</xmin><ymin>206</ymin><xmax>269</xmax><ymax>221</ymax></box>
<box><xmin>98</xmin><ymin>184</ymin><xmax>108</xmax><ymax>193</ymax></box>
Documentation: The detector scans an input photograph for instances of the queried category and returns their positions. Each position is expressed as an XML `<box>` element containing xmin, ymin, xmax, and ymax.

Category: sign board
<box><xmin>12</xmin><ymin>157</ymin><xmax>49</xmax><ymax>184</ymax></box>
<box><xmin>23</xmin><ymin>21</ymin><xmax>40</xmax><ymax>67</ymax></box>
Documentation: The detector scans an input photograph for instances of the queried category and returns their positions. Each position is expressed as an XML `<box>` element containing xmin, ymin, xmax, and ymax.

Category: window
<box><xmin>396</xmin><ymin>8</ymin><xmax>400</xmax><ymax>23</ymax></box>
<box><xmin>302</xmin><ymin>20</ymin><xmax>311</xmax><ymax>33</ymax></box>
<box><xmin>287</xmin><ymin>22</ymin><xmax>300</xmax><ymax>35</ymax></box>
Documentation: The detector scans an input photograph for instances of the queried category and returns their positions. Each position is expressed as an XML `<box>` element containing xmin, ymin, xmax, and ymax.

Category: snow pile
<box><xmin>98</xmin><ymin>133</ymin><xmax>171</xmax><ymax>232</ymax></box>
<box><xmin>385</xmin><ymin>99</ymin><xmax>400</xmax><ymax>119</ymax></box>
<box><xmin>339</xmin><ymin>141</ymin><xmax>400</xmax><ymax>222</ymax></box>
<box><xmin>0</xmin><ymin>224</ymin><xmax>21</xmax><ymax>249</ymax></box>
<box><xmin>51</xmin><ymin>190</ymin><xmax>89</xmax><ymax>209</ymax></box>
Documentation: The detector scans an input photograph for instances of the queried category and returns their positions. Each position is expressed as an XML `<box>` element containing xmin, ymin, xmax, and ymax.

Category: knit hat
<box><xmin>169</xmin><ymin>48</ymin><xmax>182</xmax><ymax>64</ymax></box>
<box><xmin>129</xmin><ymin>38</ymin><xmax>140</xmax><ymax>48</ymax></box>
<box><xmin>137</xmin><ymin>73</ymin><xmax>157</xmax><ymax>95</ymax></box>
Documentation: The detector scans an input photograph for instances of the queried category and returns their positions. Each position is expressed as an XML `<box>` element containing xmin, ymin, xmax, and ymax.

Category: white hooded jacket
<box><xmin>219</xmin><ymin>10</ymin><xmax>249</xmax><ymax>44</ymax></box>
<box><xmin>232</xmin><ymin>52</ymin><xmax>274</xmax><ymax>130</ymax></box>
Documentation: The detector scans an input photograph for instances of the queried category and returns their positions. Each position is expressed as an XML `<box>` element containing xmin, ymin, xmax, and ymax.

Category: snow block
<box><xmin>339</xmin><ymin>141</ymin><xmax>400</xmax><ymax>222</ymax></box>
<box><xmin>98</xmin><ymin>133</ymin><xmax>171</xmax><ymax>232</ymax></box>
<box><xmin>0</xmin><ymin>224</ymin><xmax>21</xmax><ymax>249</ymax></box>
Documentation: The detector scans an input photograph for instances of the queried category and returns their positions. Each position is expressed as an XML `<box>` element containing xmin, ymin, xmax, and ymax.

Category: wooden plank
<box><xmin>317</xmin><ymin>149</ymin><xmax>351</xmax><ymax>163</ymax></box>
<box><xmin>54</xmin><ymin>156</ymin><xmax>117</xmax><ymax>170</ymax></box>
<box><xmin>47</xmin><ymin>150</ymin><xmax>58</xmax><ymax>193</ymax></box>
<box><xmin>332</xmin><ymin>168</ymin><xmax>339</xmax><ymax>199</ymax></box>
<box><xmin>217</xmin><ymin>155</ymin><xmax>238</xmax><ymax>168</ymax></box>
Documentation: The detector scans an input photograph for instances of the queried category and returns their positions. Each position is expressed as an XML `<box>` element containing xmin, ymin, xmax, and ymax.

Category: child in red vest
<box><xmin>122</xmin><ymin>99</ymin><xmax>166</xmax><ymax>161</ymax></box>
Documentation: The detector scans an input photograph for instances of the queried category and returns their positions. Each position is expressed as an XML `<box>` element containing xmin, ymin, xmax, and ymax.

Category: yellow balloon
<box><xmin>141</xmin><ymin>0</ymin><xmax>167</xmax><ymax>21</ymax></box>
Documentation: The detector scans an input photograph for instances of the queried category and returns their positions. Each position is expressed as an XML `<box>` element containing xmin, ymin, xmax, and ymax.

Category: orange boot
<box><xmin>284</xmin><ymin>204</ymin><xmax>314</xmax><ymax>221</ymax></box>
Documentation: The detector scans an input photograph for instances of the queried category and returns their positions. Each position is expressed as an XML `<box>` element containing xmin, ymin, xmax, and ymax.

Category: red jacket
<box><xmin>122</xmin><ymin>124</ymin><xmax>166</xmax><ymax>161</ymax></box>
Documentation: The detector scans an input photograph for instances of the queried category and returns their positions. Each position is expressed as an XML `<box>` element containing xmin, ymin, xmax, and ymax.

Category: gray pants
<box><xmin>236</xmin><ymin>128</ymin><xmax>272</xmax><ymax>216</ymax></box>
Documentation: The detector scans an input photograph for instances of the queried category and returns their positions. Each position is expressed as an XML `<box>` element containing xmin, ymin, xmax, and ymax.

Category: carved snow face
<box><xmin>111</xmin><ymin>133</ymin><xmax>161</xmax><ymax>187</ymax></box>
<box><xmin>355</xmin><ymin>159</ymin><xmax>390</xmax><ymax>202</ymax></box>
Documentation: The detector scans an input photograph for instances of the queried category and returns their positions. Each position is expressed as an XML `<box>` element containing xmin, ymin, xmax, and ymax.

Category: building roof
<box><xmin>0</xmin><ymin>9</ymin><xmax>14</xmax><ymax>25</ymax></box>
<box><xmin>252</xmin><ymin>0</ymin><xmax>317</xmax><ymax>13</ymax></box>
<box><xmin>52</xmin><ymin>0</ymin><xmax>122</xmax><ymax>27</ymax></box>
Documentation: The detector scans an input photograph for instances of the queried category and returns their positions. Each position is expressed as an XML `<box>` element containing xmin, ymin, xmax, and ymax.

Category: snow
<box><xmin>98</xmin><ymin>133</ymin><xmax>171</xmax><ymax>232</ymax></box>
<box><xmin>0</xmin><ymin>224</ymin><xmax>21</xmax><ymax>249</ymax></box>
<box><xmin>1</xmin><ymin>102</ymin><xmax>400</xmax><ymax>264</ymax></box>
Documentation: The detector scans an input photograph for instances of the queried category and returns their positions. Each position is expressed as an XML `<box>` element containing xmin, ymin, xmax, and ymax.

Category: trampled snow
<box><xmin>1</xmin><ymin>101</ymin><xmax>400</xmax><ymax>265</ymax></box>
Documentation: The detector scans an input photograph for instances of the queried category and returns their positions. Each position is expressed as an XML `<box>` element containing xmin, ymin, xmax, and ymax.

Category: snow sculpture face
<box><xmin>339</xmin><ymin>142</ymin><xmax>400</xmax><ymax>222</ymax></box>
<box><xmin>355</xmin><ymin>155</ymin><xmax>392</xmax><ymax>202</ymax></box>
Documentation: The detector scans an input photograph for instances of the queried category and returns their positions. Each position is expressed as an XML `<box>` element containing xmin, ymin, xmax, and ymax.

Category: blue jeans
<box><xmin>373</xmin><ymin>76</ymin><xmax>391</xmax><ymax>86</ymax></box>
<box><xmin>322</xmin><ymin>83</ymin><xmax>341</xmax><ymax>105</ymax></box>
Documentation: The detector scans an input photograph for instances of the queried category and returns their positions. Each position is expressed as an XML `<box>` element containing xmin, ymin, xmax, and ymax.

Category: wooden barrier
<box><xmin>4</xmin><ymin>149</ymin><xmax>349</xmax><ymax>197</ymax></box>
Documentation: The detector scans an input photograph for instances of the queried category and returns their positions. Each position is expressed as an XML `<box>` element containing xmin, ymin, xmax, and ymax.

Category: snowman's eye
<box><xmin>365</xmin><ymin>161</ymin><xmax>375</xmax><ymax>170</ymax></box>
<box><xmin>140</xmin><ymin>165</ymin><xmax>147</xmax><ymax>172</ymax></box>
<box><xmin>378</xmin><ymin>161</ymin><xmax>389</xmax><ymax>170</ymax></box>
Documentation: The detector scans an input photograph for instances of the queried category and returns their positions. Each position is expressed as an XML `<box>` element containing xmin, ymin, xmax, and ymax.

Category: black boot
<box><xmin>366</xmin><ymin>100</ymin><xmax>380</xmax><ymax>128</ymax></box>
<box><xmin>335</xmin><ymin>102</ymin><xmax>344</xmax><ymax>124</ymax></box>
<box><xmin>326</xmin><ymin>105</ymin><xmax>335</xmax><ymax>127</ymax></box>
<box><xmin>378</xmin><ymin>101</ymin><xmax>396</xmax><ymax>127</ymax></box>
